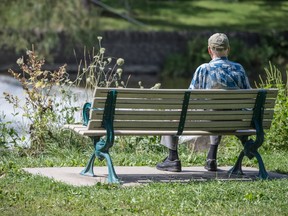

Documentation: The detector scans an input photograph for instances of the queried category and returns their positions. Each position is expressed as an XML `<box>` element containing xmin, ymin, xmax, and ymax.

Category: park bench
<box><xmin>64</xmin><ymin>87</ymin><xmax>278</xmax><ymax>183</ymax></box>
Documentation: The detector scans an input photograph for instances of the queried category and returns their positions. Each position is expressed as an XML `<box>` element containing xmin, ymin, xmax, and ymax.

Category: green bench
<box><xmin>64</xmin><ymin>87</ymin><xmax>278</xmax><ymax>183</ymax></box>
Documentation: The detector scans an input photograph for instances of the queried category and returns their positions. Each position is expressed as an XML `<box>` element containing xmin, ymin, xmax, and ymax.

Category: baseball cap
<box><xmin>208</xmin><ymin>33</ymin><xmax>230</xmax><ymax>50</ymax></box>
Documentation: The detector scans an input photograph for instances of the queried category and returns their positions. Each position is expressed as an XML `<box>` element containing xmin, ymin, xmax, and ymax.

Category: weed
<box><xmin>0</xmin><ymin>114</ymin><xmax>19</xmax><ymax>149</ymax></box>
<box><xmin>3</xmin><ymin>48</ymin><xmax>75</xmax><ymax>154</ymax></box>
<box><xmin>73</xmin><ymin>36</ymin><xmax>128</xmax><ymax>90</ymax></box>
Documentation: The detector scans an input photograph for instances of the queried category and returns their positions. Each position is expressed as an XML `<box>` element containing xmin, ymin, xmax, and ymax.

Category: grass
<box><xmin>1</xmin><ymin>171</ymin><xmax>288</xmax><ymax>215</ymax></box>
<box><xmin>99</xmin><ymin>0</ymin><xmax>288</xmax><ymax>32</ymax></box>
<box><xmin>1</xmin><ymin>133</ymin><xmax>288</xmax><ymax>215</ymax></box>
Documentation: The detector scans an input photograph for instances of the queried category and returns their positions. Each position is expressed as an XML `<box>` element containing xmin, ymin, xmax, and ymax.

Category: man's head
<box><xmin>208</xmin><ymin>33</ymin><xmax>230</xmax><ymax>58</ymax></box>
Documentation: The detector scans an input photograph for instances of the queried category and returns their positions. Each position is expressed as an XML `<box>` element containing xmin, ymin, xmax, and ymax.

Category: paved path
<box><xmin>23</xmin><ymin>166</ymin><xmax>288</xmax><ymax>187</ymax></box>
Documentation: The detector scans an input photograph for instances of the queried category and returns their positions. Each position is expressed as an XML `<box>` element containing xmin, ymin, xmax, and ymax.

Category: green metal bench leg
<box><xmin>99</xmin><ymin>151</ymin><xmax>120</xmax><ymax>184</ymax></box>
<box><xmin>81</xmin><ymin>152</ymin><xmax>96</xmax><ymax>177</ymax></box>
<box><xmin>228</xmin><ymin>150</ymin><xmax>244</xmax><ymax>176</ymax></box>
<box><xmin>80</xmin><ymin>137</ymin><xmax>100</xmax><ymax>177</ymax></box>
<box><xmin>253</xmin><ymin>151</ymin><xmax>269</xmax><ymax>179</ymax></box>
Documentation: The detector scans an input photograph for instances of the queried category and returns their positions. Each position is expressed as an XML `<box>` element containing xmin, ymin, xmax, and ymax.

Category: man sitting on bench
<box><xmin>156</xmin><ymin>33</ymin><xmax>251</xmax><ymax>172</ymax></box>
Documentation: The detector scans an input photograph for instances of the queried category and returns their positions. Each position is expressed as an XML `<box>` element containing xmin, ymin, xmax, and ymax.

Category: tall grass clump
<box><xmin>257</xmin><ymin>62</ymin><xmax>288</xmax><ymax>151</ymax></box>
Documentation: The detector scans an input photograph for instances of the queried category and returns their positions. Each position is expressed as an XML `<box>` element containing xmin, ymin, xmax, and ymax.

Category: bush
<box><xmin>3</xmin><ymin>49</ymin><xmax>77</xmax><ymax>154</ymax></box>
<box><xmin>257</xmin><ymin>63</ymin><xmax>288</xmax><ymax>151</ymax></box>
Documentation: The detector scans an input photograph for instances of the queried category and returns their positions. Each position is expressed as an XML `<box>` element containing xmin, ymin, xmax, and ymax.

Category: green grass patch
<box><xmin>100</xmin><ymin>0</ymin><xmax>288</xmax><ymax>32</ymax></box>
<box><xmin>1</xmin><ymin>168</ymin><xmax>288</xmax><ymax>215</ymax></box>
<box><xmin>1</xmin><ymin>133</ymin><xmax>288</xmax><ymax>215</ymax></box>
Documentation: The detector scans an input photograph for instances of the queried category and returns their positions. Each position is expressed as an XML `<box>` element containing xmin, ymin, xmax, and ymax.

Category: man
<box><xmin>156</xmin><ymin>33</ymin><xmax>251</xmax><ymax>172</ymax></box>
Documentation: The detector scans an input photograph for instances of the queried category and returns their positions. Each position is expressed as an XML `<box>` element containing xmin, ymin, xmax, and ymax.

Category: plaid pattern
<box><xmin>189</xmin><ymin>57</ymin><xmax>251</xmax><ymax>89</ymax></box>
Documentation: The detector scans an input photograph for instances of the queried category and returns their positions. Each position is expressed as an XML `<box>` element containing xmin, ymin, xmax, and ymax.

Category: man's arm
<box><xmin>189</xmin><ymin>66</ymin><xmax>203</xmax><ymax>89</ymax></box>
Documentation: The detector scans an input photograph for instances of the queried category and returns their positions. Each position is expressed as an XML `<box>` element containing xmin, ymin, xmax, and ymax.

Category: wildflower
<box><xmin>35</xmin><ymin>81</ymin><xmax>44</xmax><ymax>88</ymax></box>
<box><xmin>151</xmin><ymin>83</ymin><xmax>161</xmax><ymax>89</ymax></box>
<box><xmin>16</xmin><ymin>57</ymin><xmax>24</xmax><ymax>65</ymax></box>
<box><xmin>116</xmin><ymin>68</ymin><xmax>123</xmax><ymax>78</ymax></box>
<box><xmin>26</xmin><ymin>50</ymin><xmax>33</xmax><ymax>55</ymax></box>
<box><xmin>100</xmin><ymin>48</ymin><xmax>105</xmax><ymax>54</ymax></box>
<box><xmin>117</xmin><ymin>58</ymin><xmax>125</xmax><ymax>66</ymax></box>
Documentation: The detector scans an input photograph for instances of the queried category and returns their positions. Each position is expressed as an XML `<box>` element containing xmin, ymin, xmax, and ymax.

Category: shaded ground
<box><xmin>23</xmin><ymin>166</ymin><xmax>288</xmax><ymax>187</ymax></box>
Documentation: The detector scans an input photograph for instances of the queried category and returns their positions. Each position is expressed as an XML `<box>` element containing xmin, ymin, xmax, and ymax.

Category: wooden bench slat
<box><xmin>78</xmin><ymin>129</ymin><xmax>258</xmax><ymax>136</ymax></box>
<box><xmin>94</xmin><ymin>98</ymin><xmax>263</xmax><ymax>104</ymax></box>
<box><xmin>92</xmin><ymin>97</ymin><xmax>276</xmax><ymax>109</ymax></box>
<box><xmin>93</xmin><ymin>103</ymin><xmax>272</xmax><ymax>110</ymax></box>
<box><xmin>90</xmin><ymin>109</ymin><xmax>275</xmax><ymax>121</ymax></box>
<box><xmin>115</xmin><ymin>113</ymin><xmax>273</xmax><ymax>121</ymax></box>
<box><xmin>64</xmin><ymin>124</ymin><xmax>260</xmax><ymax>136</ymax></box>
<box><xmin>94</xmin><ymin>88</ymin><xmax>278</xmax><ymax>98</ymax></box>
<box><xmin>87</xmin><ymin>120</ymin><xmax>272</xmax><ymax>130</ymax></box>
<box><xmin>91</xmin><ymin>109</ymin><xmax>274</xmax><ymax>117</ymax></box>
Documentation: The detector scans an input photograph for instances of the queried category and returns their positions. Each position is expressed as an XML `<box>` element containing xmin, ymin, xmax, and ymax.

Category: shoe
<box><xmin>205</xmin><ymin>159</ymin><xmax>217</xmax><ymax>171</ymax></box>
<box><xmin>156</xmin><ymin>157</ymin><xmax>182</xmax><ymax>172</ymax></box>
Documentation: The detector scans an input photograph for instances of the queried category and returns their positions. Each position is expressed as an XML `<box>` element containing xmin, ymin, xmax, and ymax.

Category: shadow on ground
<box><xmin>23</xmin><ymin>166</ymin><xmax>288</xmax><ymax>187</ymax></box>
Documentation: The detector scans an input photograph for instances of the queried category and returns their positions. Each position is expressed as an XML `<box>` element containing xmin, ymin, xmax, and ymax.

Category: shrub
<box><xmin>3</xmin><ymin>49</ymin><xmax>76</xmax><ymax>154</ymax></box>
<box><xmin>257</xmin><ymin>62</ymin><xmax>288</xmax><ymax>151</ymax></box>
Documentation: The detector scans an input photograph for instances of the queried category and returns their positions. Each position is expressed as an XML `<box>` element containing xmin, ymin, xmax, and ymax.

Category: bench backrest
<box><xmin>87</xmin><ymin>88</ymin><xmax>278</xmax><ymax>135</ymax></box>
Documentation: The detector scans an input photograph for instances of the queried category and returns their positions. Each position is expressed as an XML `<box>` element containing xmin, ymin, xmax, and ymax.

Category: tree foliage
<box><xmin>0</xmin><ymin>0</ymin><xmax>101</xmax><ymax>61</ymax></box>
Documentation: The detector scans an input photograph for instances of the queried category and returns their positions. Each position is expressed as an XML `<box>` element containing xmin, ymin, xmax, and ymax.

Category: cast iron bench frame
<box><xmin>64</xmin><ymin>87</ymin><xmax>278</xmax><ymax>183</ymax></box>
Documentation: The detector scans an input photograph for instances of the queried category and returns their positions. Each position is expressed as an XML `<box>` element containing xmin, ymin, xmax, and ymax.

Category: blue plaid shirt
<box><xmin>189</xmin><ymin>57</ymin><xmax>251</xmax><ymax>89</ymax></box>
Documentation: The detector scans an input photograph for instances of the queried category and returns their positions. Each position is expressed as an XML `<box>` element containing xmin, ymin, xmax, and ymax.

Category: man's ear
<box><xmin>208</xmin><ymin>47</ymin><xmax>212</xmax><ymax>55</ymax></box>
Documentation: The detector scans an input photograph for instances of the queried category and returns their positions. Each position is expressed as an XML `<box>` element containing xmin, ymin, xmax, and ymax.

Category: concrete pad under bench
<box><xmin>23</xmin><ymin>166</ymin><xmax>288</xmax><ymax>187</ymax></box>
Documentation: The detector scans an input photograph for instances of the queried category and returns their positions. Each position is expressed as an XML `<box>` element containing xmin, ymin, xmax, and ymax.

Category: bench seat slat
<box><xmin>92</xmin><ymin>103</ymin><xmax>256</xmax><ymax>110</ymax></box>
<box><xmin>65</xmin><ymin>124</ymin><xmax>258</xmax><ymax>136</ymax></box>
<box><xmin>91</xmin><ymin>109</ymin><xmax>275</xmax><ymax>121</ymax></box>
<box><xmin>87</xmin><ymin>120</ymin><xmax>272</xmax><ymax>130</ymax></box>
<box><xmin>93</xmin><ymin>114</ymin><xmax>273</xmax><ymax>121</ymax></box>
<box><xmin>92</xmin><ymin>98</ymin><xmax>276</xmax><ymax>109</ymax></box>
<box><xmin>94</xmin><ymin>88</ymin><xmax>278</xmax><ymax>98</ymax></box>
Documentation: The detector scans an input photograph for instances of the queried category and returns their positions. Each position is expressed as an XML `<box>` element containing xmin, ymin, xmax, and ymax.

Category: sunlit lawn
<box><xmin>1</xmin><ymin>135</ymin><xmax>288</xmax><ymax>215</ymax></box>
<box><xmin>100</xmin><ymin>1</ymin><xmax>288</xmax><ymax>32</ymax></box>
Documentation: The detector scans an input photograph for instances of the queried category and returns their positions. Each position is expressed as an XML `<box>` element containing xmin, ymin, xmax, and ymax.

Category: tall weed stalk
<box><xmin>73</xmin><ymin>36</ymin><xmax>127</xmax><ymax>91</ymax></box>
